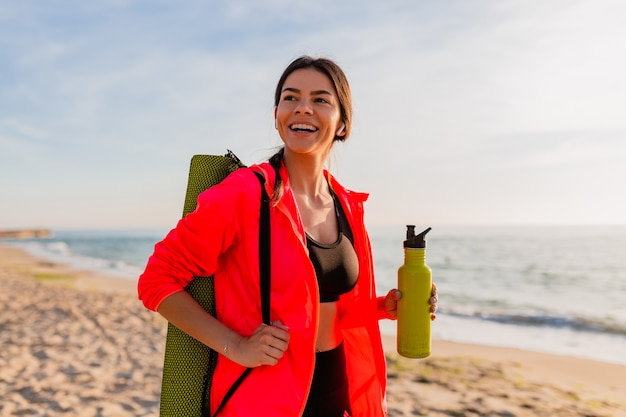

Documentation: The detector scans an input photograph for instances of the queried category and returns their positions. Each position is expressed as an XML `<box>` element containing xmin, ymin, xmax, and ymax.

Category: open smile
<box><xmin>289</xmin><ymin>123</ymin><xmax>318</xmax><ymax>133</ymax></box>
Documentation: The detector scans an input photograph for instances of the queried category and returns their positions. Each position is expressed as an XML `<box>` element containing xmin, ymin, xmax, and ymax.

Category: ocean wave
<box><xmin>6</xmin><ymin>240</ymin><xmax>142</xmax><ymax>280</ymax></box>
<box><xmin>44</xmin><ymin>241</ymin><xmax>72</xmax><ymax>255</ymax></box>
<box><xmin>442</xmin><ymin>308</ymin><xmax>626</xmax><ymax>337</ymax></box>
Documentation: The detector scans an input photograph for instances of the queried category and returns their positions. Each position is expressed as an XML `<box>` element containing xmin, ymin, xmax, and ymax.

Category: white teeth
<box><xmin>290</xmin><ymin>123</ymin><xmax>317</xmax><ymax>132</ymax></box>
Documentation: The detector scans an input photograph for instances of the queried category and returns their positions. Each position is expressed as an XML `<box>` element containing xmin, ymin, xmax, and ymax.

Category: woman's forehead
<box><xmin>282</xmin><ymin>68</ymin><xmax>335</xmax><ymax>93</ymax></box>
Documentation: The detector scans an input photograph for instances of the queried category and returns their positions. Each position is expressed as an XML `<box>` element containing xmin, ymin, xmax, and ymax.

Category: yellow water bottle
<box><xmin>397</xmin><ymin>225</ymin><xmax>432</xmax><ymax>358</ymax></box>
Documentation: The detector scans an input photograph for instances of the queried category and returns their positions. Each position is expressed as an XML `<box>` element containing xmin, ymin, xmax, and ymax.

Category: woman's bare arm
<box><xmin>157</xmin><ymin>291</ymin><xmax>290</xmax><ymax>367</ymax></box>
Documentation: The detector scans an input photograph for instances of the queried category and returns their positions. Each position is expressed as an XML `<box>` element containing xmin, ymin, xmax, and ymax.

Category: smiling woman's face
<box><xmin>274</xmin><ymin>68</ymin><xmax>345</xmax><ymax>158</ymax></box>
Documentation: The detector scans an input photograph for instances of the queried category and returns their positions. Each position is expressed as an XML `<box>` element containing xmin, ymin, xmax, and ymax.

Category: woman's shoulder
<box><xmin>196</xmin><ymin>166</ymin><xmax>263</xmax><ymax>206</ymax></box>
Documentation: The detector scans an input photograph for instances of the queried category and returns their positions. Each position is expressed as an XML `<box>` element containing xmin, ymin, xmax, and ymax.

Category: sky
<box><xmin>1</xmin><ymin>0</ymin><xmax>625</xmax><ymax>230</ymax></box>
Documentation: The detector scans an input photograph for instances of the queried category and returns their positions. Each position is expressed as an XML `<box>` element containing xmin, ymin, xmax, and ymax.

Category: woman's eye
<box><xmin>314</xmin><ymin>98</ymin><xmax>329</xmax><ymax>103</ymax></box>
<box><xmin>283</xmin><ymin>95</ymin><xmax>296</xmax><ymax>101</ymax></box>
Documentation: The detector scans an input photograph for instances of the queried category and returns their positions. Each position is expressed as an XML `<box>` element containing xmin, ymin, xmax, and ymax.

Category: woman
<box><xmin>138</xmin><ymin>56</ymin><xmax>437</xmax><ymax>417</ymax></box>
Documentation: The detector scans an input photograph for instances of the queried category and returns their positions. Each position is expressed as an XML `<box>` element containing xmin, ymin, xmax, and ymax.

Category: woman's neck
<box><xmin>283</xmin><ymin>149</ymin><xmax>329</xmax><ymax>199</ymax></box>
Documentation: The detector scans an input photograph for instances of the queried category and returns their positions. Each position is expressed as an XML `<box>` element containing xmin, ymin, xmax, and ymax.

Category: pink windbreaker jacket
<box><xmin>138</xmin><ymin>161</ymin><xmax>390</xmax><ymax>417</ymax></box>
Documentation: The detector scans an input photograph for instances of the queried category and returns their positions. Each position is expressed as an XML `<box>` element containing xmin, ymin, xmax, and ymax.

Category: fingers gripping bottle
<box><xmin>397</xmin><ymin>226</ymin><xmax>432</xmax><ymax>358</ymax></box>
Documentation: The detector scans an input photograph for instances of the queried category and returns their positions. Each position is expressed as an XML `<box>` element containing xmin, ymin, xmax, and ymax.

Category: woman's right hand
<box><xmin>228</xmin><ymin>321</ymin><xmax>290</xmax><ymax>367</ymax></box>
<box><xmin>157</xmin><ymin>292</ymin><xmax>290</xmax><ymax>368</ymax></box>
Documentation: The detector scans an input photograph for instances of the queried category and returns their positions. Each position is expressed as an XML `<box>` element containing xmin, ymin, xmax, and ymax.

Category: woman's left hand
<box><xmin>382</xmin><ymin>289</ymin><xmax>402</xmax><ymax>320</ymax></box>
<box><xmin>384</xmin><ymin>283</ymin><xmax>438</xmax><ymax>321</ymax></box>
<box><xmin>429</xmin><ymin>283</ymin><xmax>438</xmax><ymax>321</ymax></box>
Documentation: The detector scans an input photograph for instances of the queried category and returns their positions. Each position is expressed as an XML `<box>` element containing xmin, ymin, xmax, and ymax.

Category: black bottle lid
<box><xmin>404</xmin><ymin>225</ymin><xmax>431</xmax><ymax>248</ymax></box>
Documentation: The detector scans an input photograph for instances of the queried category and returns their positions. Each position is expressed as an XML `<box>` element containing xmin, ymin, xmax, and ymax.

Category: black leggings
<box><xmin>302</xmin><ymin>342</ymin><xmax>352</xmax><ymax>417</ymax></box>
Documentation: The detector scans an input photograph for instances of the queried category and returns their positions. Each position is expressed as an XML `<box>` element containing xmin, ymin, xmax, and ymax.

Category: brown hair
<box><xmin>269</xmin><ymin>56</ymin><xmax>353</xmax><ymax>203</ymax></box>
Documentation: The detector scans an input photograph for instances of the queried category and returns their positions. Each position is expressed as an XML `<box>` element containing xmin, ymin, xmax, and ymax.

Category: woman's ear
<box><xmin>336</xmin><ymin>123</ymin><xmax>346</xmax><ymax>136</ymax></box>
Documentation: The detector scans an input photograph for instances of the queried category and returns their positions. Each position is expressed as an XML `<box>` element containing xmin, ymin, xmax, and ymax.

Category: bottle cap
<box><xmin>404</xmin><ymin>225</ymin><xmax>431</xmax><ymax>248</ymax></box>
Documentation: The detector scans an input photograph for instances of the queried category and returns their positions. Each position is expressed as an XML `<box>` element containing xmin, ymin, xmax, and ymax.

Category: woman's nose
<box><xmin>294</xmin><ymin>100</ymin><xmax>313</xmax><ymax>114</ymax></box>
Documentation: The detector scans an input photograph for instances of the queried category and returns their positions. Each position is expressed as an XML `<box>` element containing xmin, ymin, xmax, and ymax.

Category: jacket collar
<box><xmin>251</xmin><ymin>158</ymin><xmax>369</xmax><ymax>239</ymax></box>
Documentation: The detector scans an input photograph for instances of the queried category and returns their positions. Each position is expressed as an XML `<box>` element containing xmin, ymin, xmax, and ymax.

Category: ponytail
<box><xmin>268</xmin><ymin>148</ymin><xmax>284</xmax><ymax>205</ymax></box>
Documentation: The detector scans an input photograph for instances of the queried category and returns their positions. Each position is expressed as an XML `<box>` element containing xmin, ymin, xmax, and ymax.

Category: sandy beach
<box><xmin>1</xmin><ymin>243</ymin><xmax>625</xmax><ymax>417</ymax></box>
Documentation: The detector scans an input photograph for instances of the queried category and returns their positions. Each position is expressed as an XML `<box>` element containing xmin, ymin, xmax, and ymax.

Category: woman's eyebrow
<box><xmin>282</xmin><ymin>87</ymin><xmax>333</xmax><ymax>96</ymax></box>
<box><xmin>312</xmin><ymin>90</ymin><xmax>332</xmax><ymax>96</ymax></box>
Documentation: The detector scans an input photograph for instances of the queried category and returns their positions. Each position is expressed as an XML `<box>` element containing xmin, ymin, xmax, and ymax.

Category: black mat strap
<box><xmin>210</xmin><ymin>171</ymin><xmax>270</xmax><ymax>417</ymax></box>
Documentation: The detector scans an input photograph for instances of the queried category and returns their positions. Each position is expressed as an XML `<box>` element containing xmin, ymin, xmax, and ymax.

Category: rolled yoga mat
<box><xmin>159</xmin><ymin>152</ymin><xmax>244</xmax><ymax>417</ymax></box>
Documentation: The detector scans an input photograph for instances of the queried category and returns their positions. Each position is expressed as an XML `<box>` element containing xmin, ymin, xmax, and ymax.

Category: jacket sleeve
<box><xmin>137</xmin><ymin>168</ymin><xmax>259</xmax><ymax>311</ymax></box>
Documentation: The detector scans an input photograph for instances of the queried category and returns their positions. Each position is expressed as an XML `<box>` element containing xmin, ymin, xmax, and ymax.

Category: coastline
<box><xmin>0</xmin><ymin>228</ymin><xmax>53</xmax><ymax>239</ymax></box>
<box><xmin>1</xmin><ymin>243</ymin><xmax>625</xmax><ymax>416</ymax></box>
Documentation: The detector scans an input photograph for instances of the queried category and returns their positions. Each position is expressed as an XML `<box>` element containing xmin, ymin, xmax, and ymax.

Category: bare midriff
<box><xmin>315</xmin><ymin>302</ymin><xmax>343</xmax><ymax>352</ymax></box>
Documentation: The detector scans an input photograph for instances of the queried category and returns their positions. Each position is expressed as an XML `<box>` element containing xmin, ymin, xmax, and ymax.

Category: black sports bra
<box><xmin>306</xmin><ymin>190</ymin><xmax>359</xmax><ymax>303</ymax></box>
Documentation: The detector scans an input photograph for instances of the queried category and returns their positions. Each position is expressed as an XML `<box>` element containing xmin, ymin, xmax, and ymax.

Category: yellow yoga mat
<box><xmin>159</xmin><ymin>152</ymin><xmax>244</xmax><ymax>417</ymax></box>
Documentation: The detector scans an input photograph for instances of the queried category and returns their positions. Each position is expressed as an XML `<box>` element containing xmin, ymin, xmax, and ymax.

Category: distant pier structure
<box><xmin>0</xmin><ymin>229</ymin><xmax>53</xmax><ymax>239</ymax></box>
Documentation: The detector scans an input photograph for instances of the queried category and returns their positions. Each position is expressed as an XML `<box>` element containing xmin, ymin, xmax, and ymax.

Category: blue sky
<box><xmin>1</xmin><ymin>0</ymin><xmax>625</xmax><ymax>229</ymax></box>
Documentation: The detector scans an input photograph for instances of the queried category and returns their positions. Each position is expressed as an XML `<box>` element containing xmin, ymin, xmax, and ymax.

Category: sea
<box><xmin>4</xmin><ymin>225</ymin><xmax>626</xmax><ymax>366</ymax></box>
